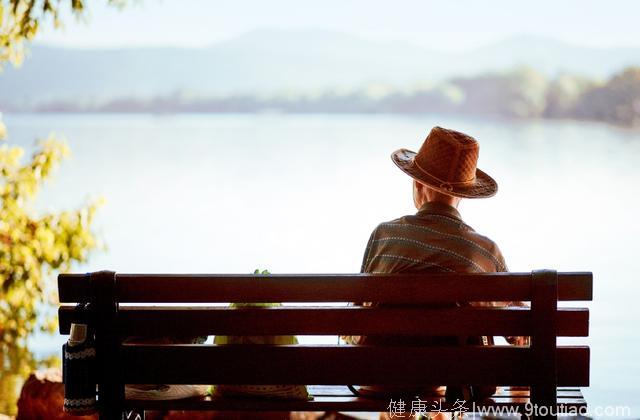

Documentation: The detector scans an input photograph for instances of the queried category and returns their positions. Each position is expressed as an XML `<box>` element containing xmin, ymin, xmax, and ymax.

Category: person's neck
<box><xmin>416</xmin><ymin>200</ymin><xmax>464</xmax><ymax>222</ymax></box>
<box><xmin>425</xmin><ymin>198</ymin><xmax>460</xmax><ymax>209</ymax></box>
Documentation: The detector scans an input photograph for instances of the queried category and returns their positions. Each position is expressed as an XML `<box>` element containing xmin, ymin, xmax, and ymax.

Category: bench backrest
<box><xmin>58</xmin><ymin>270</ymin><xmax>591</xmax><ymax>414</ymax></box>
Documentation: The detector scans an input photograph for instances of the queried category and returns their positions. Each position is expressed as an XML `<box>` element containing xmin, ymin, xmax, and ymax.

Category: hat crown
<box><xmin>414</xmin><ymin>126</ymin><xmax>479</xmax><ymax>184</ymax></box>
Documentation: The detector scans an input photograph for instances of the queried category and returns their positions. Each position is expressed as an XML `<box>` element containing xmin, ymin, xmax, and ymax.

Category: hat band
<box><xmin>413</xmin><ymin>159</ymin><xmax>477</xmax><ymax>193</ymax></box>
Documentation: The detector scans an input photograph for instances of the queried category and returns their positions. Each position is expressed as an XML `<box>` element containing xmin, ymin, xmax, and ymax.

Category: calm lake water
<box><xmin>3</xmin><ymin>113</ymin><xmax>640</xmax><ymax>417</ymax></box>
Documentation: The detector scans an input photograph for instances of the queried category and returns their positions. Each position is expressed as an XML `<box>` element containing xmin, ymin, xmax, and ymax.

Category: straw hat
<box><xmin>391</xmin><ymin>126</ymin><xmax>497</xmax><ymax>198</ymax></box>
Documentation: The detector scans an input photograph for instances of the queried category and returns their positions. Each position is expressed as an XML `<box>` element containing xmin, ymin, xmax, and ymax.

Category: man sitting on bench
<box><xmin>343</xmin><ymin>126</ymin><xmax>528</xmax><ymax>401</ymax></box>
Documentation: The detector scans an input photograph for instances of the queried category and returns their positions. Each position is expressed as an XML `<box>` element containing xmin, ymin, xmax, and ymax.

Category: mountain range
<box><xmin>2</xmin><ymin>29</ymin><xmax>640</xmax><ymax>106</ymax></box>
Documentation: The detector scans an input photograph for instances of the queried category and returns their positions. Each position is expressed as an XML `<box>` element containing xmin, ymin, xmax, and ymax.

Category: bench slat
<box><xmin>120</xmin><ymin>345</ymin><xmax>589</xmax><ymax>387</ymax></box>
<box><xmin>305</xmin><ymin>385</ymin><xmax>584</xmax><ymax>398</ymax></box>
<box><xmin>123</xmin><ymin>387</ymin><xmax>586</xmax><ymax>412</ymax></box>
<box><xmin>59</xmin><ymin>305</ymin><xmax>589</xmax><ymax>337</ymax></box>
<box><xmin>58</xmin><ymin>272</ymin><xmax>593</xmax><ymax>303</ymax></box>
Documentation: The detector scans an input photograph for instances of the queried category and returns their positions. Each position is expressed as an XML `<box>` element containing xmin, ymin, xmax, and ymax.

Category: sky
<box><xmin>35</xmin><ymin>0</ymin><xmax>640</xmax><ymax>51</ymax></box>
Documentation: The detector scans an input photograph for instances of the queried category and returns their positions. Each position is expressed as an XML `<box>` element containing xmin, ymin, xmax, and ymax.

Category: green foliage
<box><xmin>0</xmin><ymin>0</ymin><xmax>125</xmax><ymax>67</ymax></box>
<box><xmin>0</xmin><ymin>132</ymin><xmax>102</xmax><ymax>362</ymax></box>
<box><xmin>1</xmin><ymin>0</ymin><xmax>116</xmax><ymax>360</ymax></box>
<box><xmin>0</xmin><ymin>127</ymin><xmax>102</xmax><ymax>416</ymax></box>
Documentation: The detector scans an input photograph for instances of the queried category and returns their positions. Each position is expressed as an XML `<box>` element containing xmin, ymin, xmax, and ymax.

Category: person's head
<box><xmin>391</xmin><ymin>126</ymin><xmax>498</xmax><ymax>206</ymax></box>
<box><xmin>412</xmin><ymin>179</ymin><xmax>461</xmax><ymax>210</ymax></box>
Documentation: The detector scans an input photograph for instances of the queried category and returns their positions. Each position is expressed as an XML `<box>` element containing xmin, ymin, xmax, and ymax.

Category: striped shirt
<box><xmin>362</xmin><ymin>201</ymin><xmax>508</xmax><ymax>275</ymax></box>
<box><xmin>345</xmin><ymin>201</ymin><xmax>525</xmax><ymax>346</ymax></box>
<box><xmin>344</xmin><ymin>201</ymin><xmax>523</xmax><ymax>396</ymax></box>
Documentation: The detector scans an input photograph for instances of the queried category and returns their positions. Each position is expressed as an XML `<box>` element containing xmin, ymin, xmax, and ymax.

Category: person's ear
<box><xmin>422</xmin><ymin>184</ymin><xmax>433</xmax><ymax>202</ymax></box>
<box><xmin>413</xmin><ymin>180</ymin><xmax>426</xmax><ymax>209</ymax></box>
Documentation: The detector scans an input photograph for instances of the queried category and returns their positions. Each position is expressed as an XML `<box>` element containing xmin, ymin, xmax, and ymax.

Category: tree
<box><xmin>451</xmin><ymin>67</ymin><xmax>549</xmax><ymax>118</ymax></box>
<box><xmin>0</xmin><ymin>135</ymin><xmax>102</xmax><ymax>346</ymax></box>
<box><xmin>544</xmin><ymin>74</ymin><xmax>597</xmax><ymax>119</ymax></box>
<box><xmin>1</xmin><ymin>0</ymin><xmax>124</xmax><ymax>66</ymax></box>
<box><xmin>1</xmin><ymin>1</ymin><xmax>116</xmax><ymax>414</ymax></box>
<box><xmin>572</xmin><ymin>67</ymin><xmax>640</xmax><ymax>127</ymax></box>
<box><xmin>0</xmin><ymin>131</ymin><xmax>103</xmax><ymax>413</ymax></box>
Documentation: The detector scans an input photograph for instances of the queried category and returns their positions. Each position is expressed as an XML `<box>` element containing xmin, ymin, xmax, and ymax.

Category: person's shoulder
<box><xmin>467</xmin><ymin>229</ymin><xmax>496</xmax><ymax>246</ymax></box>
<box><xmin>367</xmin><ymin>213</ymin><xmax>421</xmax><ymax>238</ymax></box>
<box><xmin>378</xmin><ymin>213</ymin><xmax>420</xmax><ymax>228</ymax></box>
<box><xmin>465</xmin><ymin>229</ymin><xmax>508</xmax><ymax>272</ymax></box>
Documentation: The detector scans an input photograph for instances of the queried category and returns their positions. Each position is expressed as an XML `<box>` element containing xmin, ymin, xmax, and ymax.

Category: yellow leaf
<box><xmin>0</xmin><ymin>119</ymin><xmax>6</xmax><ymax>140</ymax></box>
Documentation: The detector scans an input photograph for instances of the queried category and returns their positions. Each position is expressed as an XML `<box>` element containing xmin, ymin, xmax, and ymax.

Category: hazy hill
<box><xmin>2</xmin><ymin>29</ymin><xmax>640</xmax><ymax>105</ymax></box>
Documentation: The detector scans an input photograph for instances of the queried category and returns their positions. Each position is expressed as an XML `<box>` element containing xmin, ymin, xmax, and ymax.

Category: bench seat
<box><xmin>125</xmin><ymin>386</ymin><xmax>587</xmax><ymax>412</ymax></box>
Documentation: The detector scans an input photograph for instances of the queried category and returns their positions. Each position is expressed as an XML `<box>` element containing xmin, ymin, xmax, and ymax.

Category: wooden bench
<box><xmin>58</xmin><ymin>270</ymin><xmax>592</xmax><ymax>419</ymax></box>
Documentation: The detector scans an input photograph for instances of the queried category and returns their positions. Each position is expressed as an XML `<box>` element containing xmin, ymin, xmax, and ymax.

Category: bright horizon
<box><xmin>33</xmin><ymin>0</ymin><xmax>640</xmax><ymax>51</ymax></box>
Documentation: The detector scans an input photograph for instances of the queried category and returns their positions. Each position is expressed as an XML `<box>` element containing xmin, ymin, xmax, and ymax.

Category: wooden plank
<box><xmin>123</xmin><ymin>391</ymin><xmax>586</xmax><ymax>412</ymax></box>
<box><xmin>303</xmin><ymin>385</ymin><xmax>584</xmax><ymax>398</ymax></box>
<box><xmin>58</xmin><ymin>273</ymin><xmax>88</xmax><ymax>303</ymax></box>
<box><xmin>58</xmin><ymin>272</ymin><xmax>593</xmax><ymax>303</ymax></box>
<box><xmin>558</xmin><ymin>272</ymin><xmax>593</xmax><ymax>301</ymax></box>
<box><xmin>120</xmin><ymin>345</ymin><xmax>589</xmax><ymax>387</ymax></box>
<box><xmin>59</xmin><ymin>305</ymin><xmax>589</xmax><ymax>337</ymax></box>
<box><xmin>304</xmin><ymin>385</ymin><xmax>584</xmax><ymax>398</ymax></box>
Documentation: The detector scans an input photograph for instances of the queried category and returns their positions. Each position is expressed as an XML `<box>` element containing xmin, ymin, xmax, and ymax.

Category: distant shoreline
<box><xmin>0</xmin><ymin>109</ymin><xmax>640</xmax><ymax>132</ymax></box>
<box><xmin>4</xmin><ymin>66</ymin><xmax>639</xmax><ymax>128</ymax></box>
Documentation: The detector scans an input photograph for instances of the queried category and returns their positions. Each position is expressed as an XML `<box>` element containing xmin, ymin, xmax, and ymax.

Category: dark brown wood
<box><xmin>530</xmin><ymin>270</ymin><xmax>559</xmax><ymax>419</ymax></box>
<box><xmin>57</xmin><ymin>270</ymin><xmax>591</xmax><ymax>417</ymax></box>
<box><xmin>58</xmin><ymin>272</ymin><xmax>593</xmax><ymax>303</ymax></box>
<box><xmin>123</xmin><ymin>386</ymin><xmax>587</xmax><ymax>412</ymax></box>
<box><xmin>92</xmin><ymin>271</ymin><xmax>124</xmax><ymax>420</ymax></box>
<box><xmin>120</xmin><ymin>344</ymin><xmax>589</xmax><ymax>387</ymax></box>
<box><xmin>59</xmin><ymin>305</ymin><xmax>589</xmax><ymax>337</ymax></box>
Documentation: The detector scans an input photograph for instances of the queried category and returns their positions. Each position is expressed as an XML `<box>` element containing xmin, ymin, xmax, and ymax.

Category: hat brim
<box><xmin>391</xmin><ymin>148</ymin><xmax>498</xmax><ymax>198</ymax></box>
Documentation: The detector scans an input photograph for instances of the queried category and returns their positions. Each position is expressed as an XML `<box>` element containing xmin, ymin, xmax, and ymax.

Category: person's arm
<box><xmin>468</xmin><ymin>300</ymin><xmax>529</xmax><ymax>345</ymax></box>
<box><xmin>481</xmin><ymin>244</ymin><xmax>530</xmax><ymax>346</ymax></box>
<box><xmin>353</xmin><ymin>226</ymin><xmax>378</xmax><ymax>306</ymax></box>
